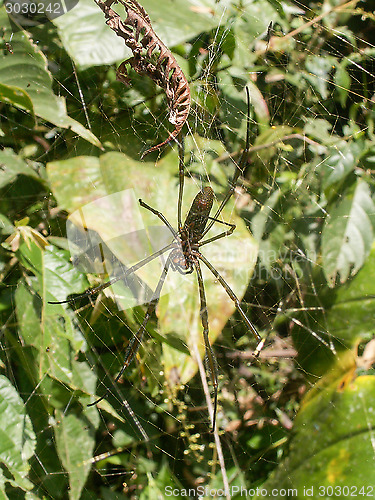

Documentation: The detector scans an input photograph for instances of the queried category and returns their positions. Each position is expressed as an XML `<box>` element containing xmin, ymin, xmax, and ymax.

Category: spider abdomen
<box><xmin>183</xmin><ymin>186</ymin><xmax>214</xmax><ymax>242</ymax></box>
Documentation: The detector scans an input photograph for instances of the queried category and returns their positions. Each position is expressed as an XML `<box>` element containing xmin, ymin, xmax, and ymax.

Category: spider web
<box><xmin>1</xmin><ymin>0</ymin><xmax>375</xmax><ymax>498</ymax></box>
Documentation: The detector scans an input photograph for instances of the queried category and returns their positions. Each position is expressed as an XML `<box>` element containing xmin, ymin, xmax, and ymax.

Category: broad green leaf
<box><xmin>322</xmin><ymin>181</ymin><xmax>375</xmax><ymax>286</ymax></box>
<box><xmin>15</xmin><ymin>237</ymin><xmax>96</xmax><ymax>396</ymax></box>
<box><xmin>220</xmin><ymin>67</ymin><xmax>270</xmax><ymax>131</ymax></box>
<box><xmin>0</xmin><ymin>375</ymin><xmax>36</xmax><ymax>493</ymax></box>
<box><xmin>252</xmin><ymin>124</ymin><xmax>294</xmax><ymax>166</ymax></box>
<box><xmin>13</xmin><ymin>236</ymin><xmax>100</xmax><ymax>494</ymax></box>
<box><xmin>0</xmin><ymin>470</ymin><xmax>7</xmax><ymax>500</ymax></box>
<box><xmin>216</xmin><ymin>26</ymin><xmax>236</xmax><ymax>60</ymax></box>
<box><xmin>0</xmin><ymin>9</ymin><xmax>101</xmax><ymax>148</ymax></box>
<box><xmin>16</xmin><ymin>280</ymin><xmax>96</xmax><ymax>394</ymax></box>
<box><xmin>334</xmin><ymin>62</ymin><xmax>351</xmax><ymax>107</ymax></box>
<box><xmin>251</xmin><ymin>189</ymin><xmax>282</xmax><ymax>243</ymax></box>
<box><xmin>292</xmin><ymin>245</ymin><xmax>375</xmax><ymax>378</ymax></box>
<box><xmin>0</xmin><ymin>148</ymin><xmax>40</xmax><ymax>189</ymax></box>
<box><xmin>319</xmin><ymin>141</ymin><xmax>361</xmax><ymax>189</ymax></box>
<box><xmin>0</xmin><ymin>82</ymin><xmax>33</xmax><ymax>115</ymax></box>
<box><xmin>54</xmin><ymin>0</ymin><xmax>221</xmax><ymax>67</ymax></box>
<box><xmin>303</xmin><ymin>118</ymin><xmax>333</xmax><ymax>145</ymax></box>
<box><xmin>267</xmin><ymin>0</ymin><xmax>286</xmax><ymax>18</ymax></box>
<box><xmin>304</xmin><ymin>55</ymin><xmax>337</xmax><ymax>99</ymax></box>
<box><xmin>141</xmin><ymin>463</ymin><xmax>183</xmax><ymax>499</ymax></box>
<box><xmin>47</xmin><ymin>150</ymin><xmax>258</xmax><ymax>389</ymax></box>
<box><xmin>54</xmin><ymin>409</ymin><xmax>97</xmax><ymax>500</ymax></box>
<box><xmin>0</xmin><ymin>213</ymin><xmax>14</xmax><ymax>235</ymax></box>
<box><xmin>258</xmin><ymin>368</ymin><xmax>375</xmax><ymax>496</ymax></box>
<box><xmin>233</xmin><ymin>0</ymin><xmax>284</xmax><ymax>68</ymax></box>
<box><xmin>326</xmin><ymin>246</ymin><xmax>375</xmax><ymax>347</ymax></box>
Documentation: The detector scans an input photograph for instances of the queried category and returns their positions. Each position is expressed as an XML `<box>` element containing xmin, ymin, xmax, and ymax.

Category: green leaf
<box><xmin>322</xmin><ymin>181</ymin><xmax>375</xmax><ymax>286</ymax></box>
<box><xmin>16</xmin><ymin>279</ymin><xmax>94</xmax><ymax>393</ymax></box>
<box><xmin>141</xmin><ymin>463</ymin><xmax>184</xmax><ymax>499</ymax></box>
<box><xmin>15</xmin><ymin>239</ymin><xmax>96</xmax><ymax>395</ymax></box>
<box><xmin>304</xmin><ymin>55</ymin><xmax>336</xmax><ymax>99</ymax></box>
<box><xmin>267</xmin><ymin>0</ymin><xmax>286</xmax><ymax>18</ymax></box>
<box><xmin>217</xmin><ymin>69</ymin><xmax>270</xmax><ymax>144</ymax></box>
<box><xmin>0</xmin><ymin>375</ymin><xmax>36</xmax><ymax>493</ymax></box>
<box><xmin>0</xmin><ymin>471</ymin><xmax>7</xmax><ymax>500</ymax></box>
<box><xmin>0</xmin><ymin>148</ymin><xmax>40</xmax><ymax>189</ymax></box>
<box><xmin>0</xmin><ymin>82</ymin><xmax>34</xmax><ymax>115</ymax></box>
<box><xmin>303</xmin><ymin>118</ymin><xmax>333</xmax><ymax>145</ymax></box>
<box><xmin>54</xmin><ymin>409</ymin><xmax>96</xmax><ymax>500</ymax></box>
<box><xmin>251</xmin><ymin>189</ymin><xmax>282</xmax><ymax>242</ymax></box>
<box><xmin>258</xmin><ymin>369</ymin><xmax>375</xmax><ymax>495</ymax></box>
<box><xmin>292</xmin><ymin>246</ymin><xmax>375</xmax><ymax>378</ymax></box>
<box><xmin>13</xmin><ymin>237</ymin><xmax>100</xmax><ymax>494</ymax></box>
<box><xmin>216</xmin><ymin>26</ymin><xmax>236</xmax><ymax>60</ymax></box>
<box><xmin>233</xmin><ymin>0</ymin><xmax>283</xmax><ymax>68</ymax></box>
<box><xmin>54</xmin><ymin>0</ymin><xmax>220</xmax><ymax>67</ymax></box>
<box><xmin>252</xmin><ymin>124</ymin><xmax>294</xmax><ymax>166</ymax></box>
<box><xmin>329</xmin><ymin>246</ymin><xmax>375</xmax><ymax>336</ymax></box>
<box><xmin>327</xmin><ymin>247</ymin><xmax>375</xmax><ymax>348</ymax></box>
<box><xmin>319</xmin><ymin>141</ymin><xmax>361</xmax><ymax>189</ymax></box>
<box><xmin>334</xmin><ymin>62</ymin><xmax>351</xmax><ymax>107</ymax></box>
<box><xmin>0</xmin><ymin>9</ymin><xmax>101</xmax><ymax>148</ymax></box>
<box><xmin>0</xmin><ymin>213</ymin><xmax>14</xmax><ymax>235</ymax></box>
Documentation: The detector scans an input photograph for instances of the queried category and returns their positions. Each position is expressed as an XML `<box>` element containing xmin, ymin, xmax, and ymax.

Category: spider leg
<box><xmin>49</xmin><ymin>242</ymin><xmax>174</xmax><ymax>304</ymax></box>
<box><xmin>194</xmin><ymin>259</ymin><xmax>219</xmax><ymax>432</ymax></box>
<box><xmin>198</xmin><ymin>253</ymin><xmax>264</xmax><ymax>356</ymax></box>
<box><xmin>177</xmin><ymin>133</ymin><xmax>185</xmax><ymax>231</ymax></box>
<box><xmin>201</xmin><ymin>86</ymin><xmax>251</xmax><ymax>238</ymax></box>
<box><xmin>198</xmin><ymin>217</ymin><xmax>236</xmax><ymax>247</ymax></box>
<box><xmin>88</xmin><ymin>252</ymin><xmax>172</xmax><ymax>407</ymax></box>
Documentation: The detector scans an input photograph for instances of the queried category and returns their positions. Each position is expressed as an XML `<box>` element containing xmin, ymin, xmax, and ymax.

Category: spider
<box><xmin>49</xmin><ymin>87</ymin><xmax>265</xmax><ymax>431</ymax></box>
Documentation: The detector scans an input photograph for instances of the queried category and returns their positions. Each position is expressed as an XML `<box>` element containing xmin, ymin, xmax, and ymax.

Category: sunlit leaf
<box><xmin>53</xmin><ymin>0</ymin><xmax>221</xmax><ymax>67</ymax></box>
<box><xmin>233</xmin><ymin>0</ymin><xmax>284</xmax><ymax>67</ymax></box>
<box><xmin>319</xmin><ymin>142</ymin><xmax>362</xmax><ymax>189</ymax></box>
<box><xmin>258</xmin><ymin>366</ymin><xmax>375</xmax><ymax>494</ymax></box>
<box><xmin>0</xmin><ymin>148</ymin><xmax>40</xmax><ymax>189</ymax></box>
<box><xmin>16</xmin><ymin>239</ymin><xmax>95</xmax><ymax>393</ymax></box>
<box><xmin>322</xmin><ymin>181</ymin><xmax>375</xmax><ymax>286</ymax></box>
<box><xmin>292</xmin><ymin>245</ymin><xmax>375</xmax><ymax>378</ymax></box>
<box><xmin>266</xmin><ymin>0</ymin><xmax>285</xmax><ymax>18</ymax></box>
<box><xmin>0</xmin><ymin>9</ymin><xmax>101</xmax><ymax>147</ymax></box>
<box><xmin>304</xmin><ymin>55</ymin><xmax>336</xmax><ymax>100</ymax></box>
<box><xmin>334</xmin><ymin>62</ymin><xmax>351</xmax><ymax>107</ymax></box>
<box><xmin>0</xmin><ymin>82</ymin><xmax>33</xmax><ymax>115</ymax></box>
<box><xmin>0</xmin><ymin>376</ymin><xmax>36</xmax><ymax>493</ymax></box>
<box><xmin>54</xmin><ymin>409</ymin><xmax>97</xmax><ymax>500</ymax></box>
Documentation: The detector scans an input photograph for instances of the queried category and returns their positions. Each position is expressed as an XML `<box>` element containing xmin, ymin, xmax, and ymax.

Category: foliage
<box><xmin>0</xmin><ymin>0</ymin><xmax>374</xmax><ymax>498</ymax></box>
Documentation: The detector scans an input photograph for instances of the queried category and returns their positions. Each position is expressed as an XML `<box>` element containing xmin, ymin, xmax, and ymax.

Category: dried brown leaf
<box><xmin>94</xmin><ymin>0</ymin><xmax>191</xmax><ymax>156</ymax></box>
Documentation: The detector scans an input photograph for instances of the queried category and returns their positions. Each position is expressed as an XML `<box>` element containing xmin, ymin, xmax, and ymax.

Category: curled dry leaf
<box><xmin>94</xmin><ymin>0</ymin><xmax>191</xmax><ymax>156</ymax></box>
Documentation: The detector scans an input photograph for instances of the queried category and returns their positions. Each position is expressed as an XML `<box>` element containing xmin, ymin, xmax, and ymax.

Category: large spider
<box><xmin>50</xmin><ymin>88</ymin><xmax>265</xmax><ymax>431</ymax></box>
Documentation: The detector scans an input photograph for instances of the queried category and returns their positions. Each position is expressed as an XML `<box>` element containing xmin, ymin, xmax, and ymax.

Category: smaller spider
<box><xmin>49</xmin><ymin>88</ymin><xmax>265</xmax><ymax>431</ymax></box>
